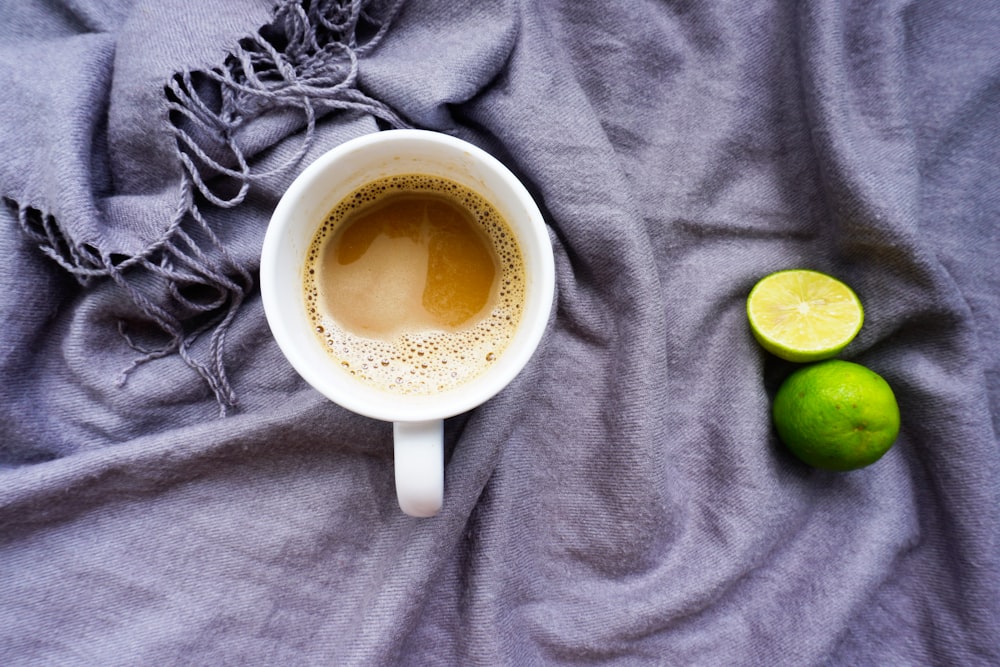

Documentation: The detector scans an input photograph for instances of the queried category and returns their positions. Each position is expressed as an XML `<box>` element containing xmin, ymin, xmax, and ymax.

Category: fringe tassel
<box><xmin>15</xmin><ymin>0</ymin><xmax>409</xmax><ymax>416</ymax></box>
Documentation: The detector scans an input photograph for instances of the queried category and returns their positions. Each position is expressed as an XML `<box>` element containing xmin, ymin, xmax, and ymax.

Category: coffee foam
<box><xmin>304</xmin><ymin>174</ymin><xmax>526</xmax><ymax>394</ymax></box>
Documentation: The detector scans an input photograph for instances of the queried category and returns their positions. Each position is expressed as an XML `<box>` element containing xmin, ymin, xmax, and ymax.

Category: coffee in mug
<box><xmin>303</xmin><ymin>174</ymin><xmax>526</xmax><ymax>395</ymax></box>
<box><xmin>260</xmin><ymin>129</ymin><xmax>554</xmax><ymax>517</ymax></box>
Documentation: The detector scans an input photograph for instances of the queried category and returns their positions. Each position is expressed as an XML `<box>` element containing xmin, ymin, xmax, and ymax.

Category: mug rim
<box><xmin>260</xmin><ymin>129</ymin><xmax>555</xmax><ymax>423</ymax></box>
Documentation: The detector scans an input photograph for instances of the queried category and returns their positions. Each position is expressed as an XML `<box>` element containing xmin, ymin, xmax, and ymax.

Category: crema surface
<box><xmin>304</xmin><ymin>174</ymin><xmax>525</xmax><ymax>394</ymax></box>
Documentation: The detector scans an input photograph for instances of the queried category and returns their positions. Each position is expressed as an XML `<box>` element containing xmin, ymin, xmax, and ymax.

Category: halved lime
<box><xmin>746</xmin><ymin>269</ymin><xmax>863</xmax><ymax>362</ymax></box>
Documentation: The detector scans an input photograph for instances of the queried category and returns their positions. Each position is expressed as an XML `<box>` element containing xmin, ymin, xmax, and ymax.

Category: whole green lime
<box><xmin>773</xmin><ymin>360</ymin><xmax>900</xmax><ymax>471</ymax></box>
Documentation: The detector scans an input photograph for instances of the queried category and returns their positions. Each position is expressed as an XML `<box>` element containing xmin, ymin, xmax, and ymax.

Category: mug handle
<box><xmin>393</xmin><ymin>420</ymin><xmax>444</xmax><ymax>517</ymax></box>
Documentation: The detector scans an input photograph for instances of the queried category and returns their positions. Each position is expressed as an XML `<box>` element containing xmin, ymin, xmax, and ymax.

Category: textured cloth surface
<box><xmin>1</xmin><ymin>1</ymin><xmax>999</xmax><ymax>665</ymax></box>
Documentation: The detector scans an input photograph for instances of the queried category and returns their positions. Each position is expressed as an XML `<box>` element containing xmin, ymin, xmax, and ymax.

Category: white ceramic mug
<box><xmin>260</xmin><ymin>129</ymin><xmax>555</xmax><ymax>517</ymax></box>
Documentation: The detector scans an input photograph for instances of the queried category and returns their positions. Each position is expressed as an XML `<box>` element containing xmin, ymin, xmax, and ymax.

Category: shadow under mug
<box><xmin>260</xmin><ymin>129</ymin><xmax>555</xmax><ymax>517</ymax></box>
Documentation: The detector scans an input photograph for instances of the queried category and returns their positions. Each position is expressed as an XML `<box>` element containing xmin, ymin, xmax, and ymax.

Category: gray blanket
<box><xmin>2</xmin><ymin>0</ymin><xmax>998</xmax><ymax>664</ymax></box>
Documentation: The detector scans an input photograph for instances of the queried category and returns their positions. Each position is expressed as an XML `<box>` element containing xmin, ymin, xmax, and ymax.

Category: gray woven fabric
<box><xmin>1</xmin><ymin>0</ymin><xmax>998</xmax><ymax>664</ymax></box>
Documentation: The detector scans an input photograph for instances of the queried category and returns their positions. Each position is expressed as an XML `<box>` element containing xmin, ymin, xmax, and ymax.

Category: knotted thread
<box><xmin>15</xmin><ymin>0</ymin><xmax>409</xmax><ymax>416</ymax></box>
